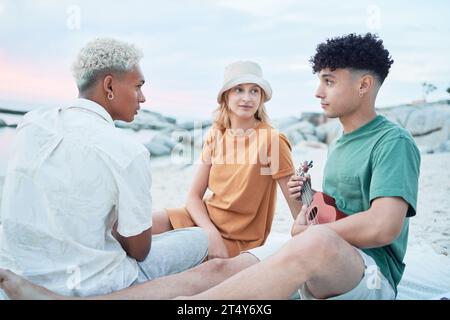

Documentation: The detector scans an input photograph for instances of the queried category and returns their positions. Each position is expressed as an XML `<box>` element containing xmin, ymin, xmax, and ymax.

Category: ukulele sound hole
<box><xmin>309</xmin><ymin>207</ymin><xmax>318</xmax><ymax>221</ymax></box>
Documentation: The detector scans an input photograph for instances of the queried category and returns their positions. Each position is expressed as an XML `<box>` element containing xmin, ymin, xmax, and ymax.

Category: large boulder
<box><xmin>419</xmin><ymin>139</ymin><xmax>450</xmax><ymax>154</ymax></box>
<box><xmin>178</xmin><ymin>119</ymin><xmax>212</xmax><ymax>131</ymax></box>
<box><xmin>272</xmin><ymin>117</ymin><xmax>300</xmax><ymax>131</ymax></box>
<box><xmin>316</xmin><ymin>119</ymin><xmax>342</xmax><ymax>145</ymax></box>
<box><xmin>284</xmin><ymin>121</ymin><xmax>316</xmax><ymax>135</ymax></box>
<box><xmin>142</xmin><ymin>131</ymin><xmax>180</xmax><ymax>157</ymax></box>
<box><xmin>151</xmin><ymin>133</ymin><xmax>177</xmax><ymax>150</ymax></box>
<box><xmin>314</xmin><ymin>124</ymin><xmax>327</xmax><ymax>143</ymax></box>
<box><xmin>380</xmin><ymin>102</ymin><xmax>450</xmax><ymax>152</ymax></box>
<box><xmin>436</xmin><ymin>140</ymin><xmax>450</xmax><ymax>153</ymax></box>
<box><xmin>193</xmin><ymin>125</ymin><xmax>212</xmax><ymax>149</ymax></box>
<box><xmin>281</xmin><ymin>120</ymin><xmax>318</xmax><ymax>145</ymax></box>
<box><xmin>0</xmin><ymin>176</ymin><xmax>3</xmax><ymax>216</ymax></box>
<box><xmin>380</xmin><ymin>104</ymin><xmax>450</xmax><ymax>137</ymax></box>
<box><xmin>143</xmin><ymin>141</ymin><xmax>172</xmax><ymax>157</ymax></box>
<box><xmin>115</xmin><ymin>109</ymin><xmax>177</xmax><ymax>131</ymax></box>
<box><xmin>115</xmin><ymin>120</ymin><xmax>142</xmax><ymax>131</ymax></box>
<box><xmin>140</xmin><ymin>109</ymin><xmax>176</xmax><ymax>124</ymax></box>
<box><xmin>300</xmin><ymin>112</ymin><xmax>327</xmax><ymax>126</ymax></box>
<box><xmin>169</xmin><ymin>124</ymin><xmax>212</xmax><ymax>149</ymax></box>
<box><xmin>285</xmin><ymin>130</ymin><xmax>305</xmax><ymax>145</ymax></box>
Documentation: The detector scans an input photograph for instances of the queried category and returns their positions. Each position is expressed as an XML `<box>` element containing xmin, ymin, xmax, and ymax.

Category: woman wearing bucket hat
<box><xmin>153</xmin><ymin>61</ymin><xmax>303</xmax><ymax>260</ymax></box>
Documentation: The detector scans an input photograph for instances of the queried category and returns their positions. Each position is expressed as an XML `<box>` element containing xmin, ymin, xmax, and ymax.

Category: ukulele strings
<box><xmin>303</xmin><ymin>181</ymin><xmax>319</xmax><ymax>225</ymax></box>
<box><xmin>298</xmin><ymin>161</ymin><xmax>319</xmax><ymax>225</ymax></box>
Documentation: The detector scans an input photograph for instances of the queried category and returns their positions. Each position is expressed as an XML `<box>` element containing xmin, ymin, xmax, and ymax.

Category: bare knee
<box><xmin>152</xmin><ymin>209</ymin><xmax>173</xmax><ymax>234</ymax></box>
<box><xmin>279</xmin><ymin>226</ymin><xmax>341</xmax><ymax>272</ymax></box>
<box><xmin>193</xmin><ymin>254</ymin><xmax>258</xmax><ymax>279</ymax></box>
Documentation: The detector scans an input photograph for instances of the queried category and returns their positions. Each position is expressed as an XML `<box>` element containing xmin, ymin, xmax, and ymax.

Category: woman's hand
<box><xmin>206</xmin><ymin>230</ymin><xmax>229</xmax><ymax>260</ymax></box>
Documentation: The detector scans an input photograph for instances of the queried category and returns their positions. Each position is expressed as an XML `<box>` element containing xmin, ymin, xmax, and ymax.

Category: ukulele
<box><xmin>296</xmin><ymin>161</ymin><xmax>347</xmax><ymax>225</ymax></box>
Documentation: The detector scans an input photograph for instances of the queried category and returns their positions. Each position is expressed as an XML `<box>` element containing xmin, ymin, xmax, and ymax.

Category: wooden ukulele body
<box><xmin>305</xmin><ymin>191</ymin><xmax>347</xmax><ymax>225</ymax></box>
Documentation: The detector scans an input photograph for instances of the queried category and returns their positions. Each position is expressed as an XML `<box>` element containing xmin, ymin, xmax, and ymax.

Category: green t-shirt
<box><xmin>323</xmin><ymin>115</ymin><xmax>420</xmax><ymax>294</ymax></box>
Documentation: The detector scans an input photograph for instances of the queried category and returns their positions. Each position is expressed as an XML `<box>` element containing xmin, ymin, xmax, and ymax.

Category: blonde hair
<box><xmin>213</xmin><ymin>88</ymin><xmax>270</xmax><ymax>131</ymax></box>
<box><xmin>72</xmin><ymin>38</ymin><xmax>143</xmax><ymax>92</ymax></box>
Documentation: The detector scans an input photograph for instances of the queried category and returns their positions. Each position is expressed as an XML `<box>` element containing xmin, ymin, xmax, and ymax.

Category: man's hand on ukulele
<box><xmin>291</xmin><ymin>205</ymin><xmax>308</xmax><ymax>237</ymax></box>
<box><xmin>287</xmin><ymin>168</ymin><xmax>311</xmax><ymax>201</ymax></box>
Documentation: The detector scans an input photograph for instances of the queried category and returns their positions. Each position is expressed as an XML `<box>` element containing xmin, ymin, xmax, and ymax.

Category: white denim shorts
<box><xmin>134</xmin><ymin>227</ymin><xmax>208</xmax><ymax>284</ymax></box>
<box><xmin>246</xmin><ymin>238</ymin><xmax>395</xmax><ymax>300</ymax></box>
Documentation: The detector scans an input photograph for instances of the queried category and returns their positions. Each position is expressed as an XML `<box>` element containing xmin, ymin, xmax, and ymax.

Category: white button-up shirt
<box><xmin>0</xmin><ymin>98</ymin><xmax>152</xmax><ymax>296</ymax></box>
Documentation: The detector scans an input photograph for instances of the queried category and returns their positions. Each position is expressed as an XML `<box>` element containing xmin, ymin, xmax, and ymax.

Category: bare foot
<box><xmin>0</xmin><ymin>268</ymin><xmax>64</xmax><ymax>300</ymax></box>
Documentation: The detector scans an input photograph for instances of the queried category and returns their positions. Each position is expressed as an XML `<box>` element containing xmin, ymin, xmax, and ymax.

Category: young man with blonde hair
<box><xmin>0</xmin><ymin>38</ymin><xmax>207</xmax><ymax>298</ymax></box>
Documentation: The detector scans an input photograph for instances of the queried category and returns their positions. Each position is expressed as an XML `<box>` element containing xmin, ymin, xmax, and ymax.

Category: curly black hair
<box><xmin>310</xmin><ymin>33</ymin><xmax>394</xmax><ymax>84</ymax></box>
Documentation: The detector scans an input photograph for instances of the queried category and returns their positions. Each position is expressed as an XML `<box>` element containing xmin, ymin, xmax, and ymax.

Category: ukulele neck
<box><xmin>300</xmin><ymin>176</ymin><xmax>313</xmax><ymax>206</ymax></box>
<box><xmin>297</xmin><ymin>161</ymin><xmax>314</xmax><ymax>206</ymax></box>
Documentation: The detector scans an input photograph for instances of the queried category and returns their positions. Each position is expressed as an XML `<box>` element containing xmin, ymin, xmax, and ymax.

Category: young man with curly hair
<box><xmin>0</xmin><ymin>33</ymin><xmax>420</xmax><ymax>300</ymax></box>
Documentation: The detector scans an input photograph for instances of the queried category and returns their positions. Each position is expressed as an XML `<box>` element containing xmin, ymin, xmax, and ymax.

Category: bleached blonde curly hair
<box><xmin>72</xmin><ymin>38</ymin><xmax>143</xmax><ymax>92</ymax></box>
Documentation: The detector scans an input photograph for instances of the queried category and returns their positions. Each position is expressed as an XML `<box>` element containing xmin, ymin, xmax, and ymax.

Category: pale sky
<box><xmin>0</xmin><ymin>0</ymin><xmax>449</xmax><ymax>119</ymax></box>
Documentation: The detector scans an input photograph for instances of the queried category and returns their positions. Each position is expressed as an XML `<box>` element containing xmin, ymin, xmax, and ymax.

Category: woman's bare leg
<box><xmin>152</xmin><ymin>209</ymin><xmax>173</xmax><ymax>234</ymax></box>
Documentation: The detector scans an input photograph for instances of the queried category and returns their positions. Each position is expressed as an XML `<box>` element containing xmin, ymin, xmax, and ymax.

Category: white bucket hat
<box><xmin>217</xmin><ymin>61</ymin><xmax>272</xmax><ymax>104</ymax></box>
